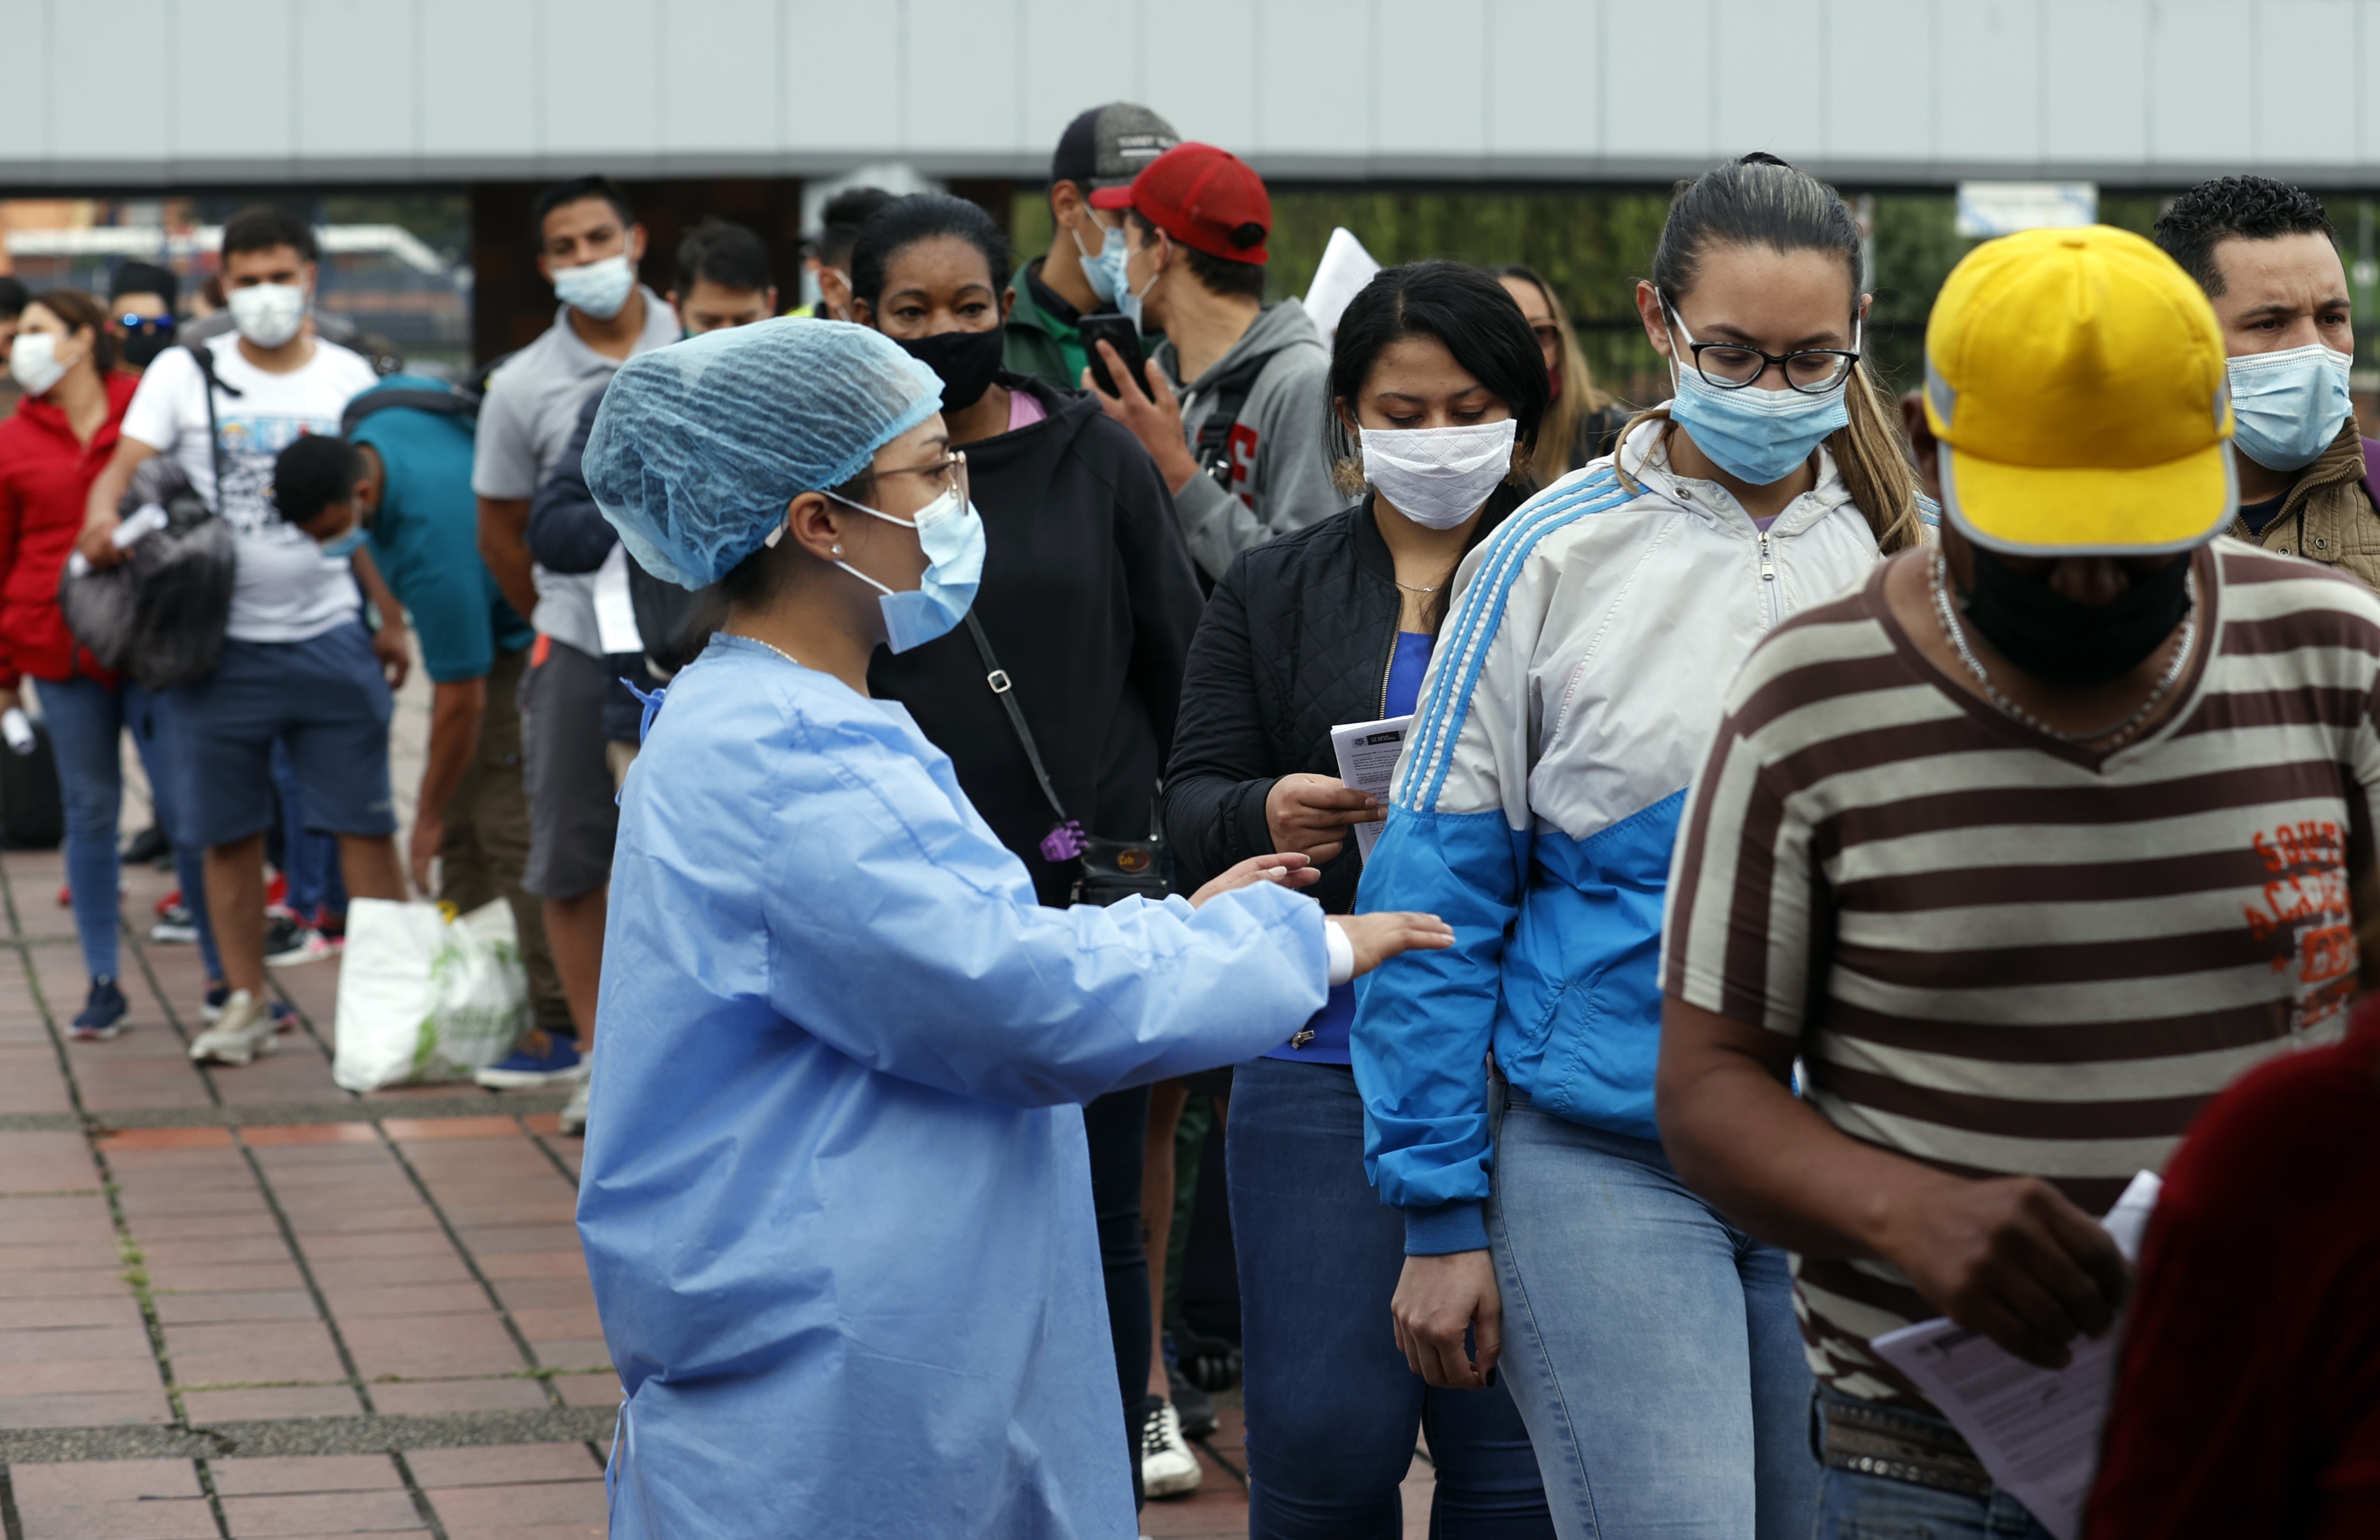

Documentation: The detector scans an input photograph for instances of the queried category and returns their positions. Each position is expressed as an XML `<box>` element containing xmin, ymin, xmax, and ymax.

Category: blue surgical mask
<box><xmin>317</xmin><ymin>524</ymin><xmax>369</xmax><ymax>561</ymax></box>
<box><xmin>554</xmin><ymin>253</ymin><xmax>637</xmax><ymax>320</ymax></box>
<box><xmin>2227</xmin><ymin>343</ymin><xmax>2353</xmax><ymax>473</ymax></box>
<box><xmin>1075</xmin><ymin>220</ymin><xmax>1129</xmax><ymax>305</ymax></box>
<box><xmin>814</xmin><ymin>482</ymin><xmax>986</xmax><ymax>653</ymax></box>
<box><xmin>1117</xmin><ymin>232</ymin><xmax>1162</xmax><ymax>333</ymax></box>
<box><xmin>1662</xmin><ymin>299</ymin><xmax>1854</xmax><ymax>486</ymax></box>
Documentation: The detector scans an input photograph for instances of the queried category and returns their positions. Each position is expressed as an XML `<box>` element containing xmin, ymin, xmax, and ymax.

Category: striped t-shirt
<box><xmin>1663</xmin><ymin>540</ymin><xmax>2380</xmax><ymax>1407</ymax></box>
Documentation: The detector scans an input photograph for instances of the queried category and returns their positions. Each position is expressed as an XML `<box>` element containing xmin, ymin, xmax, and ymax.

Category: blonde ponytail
<box><xmin>1828</xmin><ymin>363</ymin><xmax>1922</xmax><ymax>553</ymax></box>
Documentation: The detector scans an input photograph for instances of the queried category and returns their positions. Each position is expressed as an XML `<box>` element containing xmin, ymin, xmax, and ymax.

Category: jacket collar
<box><xmin>1352</xmin><ymin>492</ymin><xmax>1395</xmax><ymax>580</ymax></box>
<box><xmin>1614</xmin><ymin>414</ymin><xmax>1852</xmax><ymax>538</ymax></box>
<box><xmin>10</xmin><ymin>370</ymin><xmax>134</xmax><ymax>453</ymax></box>
<box><xmin>2231</xmin><ymin>416</ymin><xmax>2367</xmax><ymax>538</ymax></box>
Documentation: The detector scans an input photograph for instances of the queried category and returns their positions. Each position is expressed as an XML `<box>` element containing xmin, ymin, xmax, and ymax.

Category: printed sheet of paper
<box><xmin>1329</xmin><ymin>714</ymin><xmax>1414</xmax><ymax>861</ymax></box>
<box><xmin>592</xmin><ymin>543</ymin><xmax>645</xmax><ymax>657</ymax></box>
<box><xmin>1869</xmin><ymin>1170</ymin><xmax>2162</xmax><ymax>1540</ymax></box>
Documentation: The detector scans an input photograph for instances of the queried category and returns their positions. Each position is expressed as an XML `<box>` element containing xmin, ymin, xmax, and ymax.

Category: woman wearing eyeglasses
<box><xmin>1495</xmin><ymin>265</ymin><xmax>1627</xmax><ymax>482</ymax></box>
<box><xmin>1352</xmin><ymin>153</ymin><xmax>1925</xmax><ymax>1540</ymax></box>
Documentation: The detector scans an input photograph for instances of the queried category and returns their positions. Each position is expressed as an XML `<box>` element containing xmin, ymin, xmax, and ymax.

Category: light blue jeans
<box><xmin>38</xmin><ymin>675</ymin><xmax>221</xmax><ymax>984</ymax></box>
<box><xmin>1486</xmin><ymin>1083</ymin><xmax>1817</xmax><ymax>1540</ymax></box>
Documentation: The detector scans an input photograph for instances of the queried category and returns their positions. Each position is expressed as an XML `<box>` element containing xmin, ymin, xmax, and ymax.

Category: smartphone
<box><xmin>1080</xmin><ymin>312</ymin><xmax>1154</xmax><ymax>401</ymax></box>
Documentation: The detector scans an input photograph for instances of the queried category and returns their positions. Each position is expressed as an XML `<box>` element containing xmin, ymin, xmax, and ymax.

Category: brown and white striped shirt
<box><xmin>1663</xmin><ymin>541</ymin><xmax>2380</xmax><ymax>1407</ymax></box>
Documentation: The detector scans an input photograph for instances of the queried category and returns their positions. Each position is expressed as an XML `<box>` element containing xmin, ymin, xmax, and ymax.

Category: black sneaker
<box><xmin>122</xmin><ymin>825</ymin><xmax>172</xmax><ymax>866</ymax></box>
<box><xmin>1166</xmin><ymin>1361</ymin><xmax>1216</xmax><ymax>1438</ymax></box>
<box><xmin>263</xmin><ymin>912</ymin><xmax>333</xmax><ymax>967</ymax></box>
<box><xmin>148</xmin><ymin>902</ymin><xmax>199</xmax><ymax>944</ymax></box>
<box><xmin>72</xmin><ymin>979</ymin><xmax>129</xmax><ymax>1040</ymax></box>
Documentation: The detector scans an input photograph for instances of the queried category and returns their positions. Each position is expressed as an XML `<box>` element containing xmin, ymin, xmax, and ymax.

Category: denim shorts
<box><xmin>171</xmin><ymin>622</ymin><xmax>396</xmax><ymax>849</ymax></box>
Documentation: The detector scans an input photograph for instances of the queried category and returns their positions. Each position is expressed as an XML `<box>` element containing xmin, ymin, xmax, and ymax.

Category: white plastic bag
<box><xmin>332</xmin><ymin>898</ymin><xmax>530</xmax><ymax>1091</ymax></box>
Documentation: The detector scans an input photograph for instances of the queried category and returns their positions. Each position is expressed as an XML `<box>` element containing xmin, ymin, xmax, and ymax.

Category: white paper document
<box><xmin>592</xmin><ymin>543</ymin><xmax>646</xmax><ymax>656</ymax></box>
<box><xmin>1868</xmin><ymin>1170</ymin><xmax>2162</xmax><ymax>1540</ymax></box>
<box><xmin>1329</xmin><ymin>714</ymin><xmax>1413</xmax><ymax>861</ymax></box>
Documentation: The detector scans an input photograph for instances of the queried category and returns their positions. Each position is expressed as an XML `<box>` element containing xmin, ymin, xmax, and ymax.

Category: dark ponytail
<box><xmin>1620</xmin><ymin>152</ymin><xmax>1920</xmax><ymax>554</ymax></box>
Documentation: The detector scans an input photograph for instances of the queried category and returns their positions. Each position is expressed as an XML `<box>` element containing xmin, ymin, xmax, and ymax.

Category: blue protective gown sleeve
<box><xmin>723</xmin><ymin>672</ymin><xmax>1326</xmax><ymax>1104</ymax></box>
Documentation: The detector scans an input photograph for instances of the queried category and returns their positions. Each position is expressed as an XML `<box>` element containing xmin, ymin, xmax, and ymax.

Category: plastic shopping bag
<box><xmin>332</xmin><ymin>897</ymin><xmax>530</xmax><ymax>1092</ymax></box>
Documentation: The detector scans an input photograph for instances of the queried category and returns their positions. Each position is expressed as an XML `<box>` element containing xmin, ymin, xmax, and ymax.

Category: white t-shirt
<box><xmin>122</xmin><ymin>335</ymin><xmax>380</xmax><ymax>642</ymax></box>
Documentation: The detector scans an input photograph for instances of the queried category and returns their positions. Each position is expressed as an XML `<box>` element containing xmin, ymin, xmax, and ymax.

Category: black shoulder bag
<box><xmin>961</xmin><ymin>612</ymin><xmax>1168</xmax><ymax>907</ymax></box>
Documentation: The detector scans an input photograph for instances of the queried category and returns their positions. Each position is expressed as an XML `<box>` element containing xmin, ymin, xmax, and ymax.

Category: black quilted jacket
<box><xmin>1163</xmin><ymin>490</ymin><xmax>1517</xmax><ymax>912</ymax></box>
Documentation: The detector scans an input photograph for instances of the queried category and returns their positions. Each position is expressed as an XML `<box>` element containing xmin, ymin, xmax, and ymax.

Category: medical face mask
<box><xmin>1663</xmin><ymin>306</ymin><xmax>1853</xmax><ymax>485</ymax></box>
<box><xmin>1074</xmin><ymin>220</ymin><xmax>1130</xmax><ymax>305</ymax></box>
<box><xmin>227</xmin><ymin>282</ymin><xmax>307</xmax><ymax>349</ymax></box>
<box><xmin>1963</xmin><ymin>544</ymin><xmax>2195</xmax><ymax>688</ymax></box>
<box><xmin>897</xmin><ymin>328</ymin><xmax>1005</xmax><ymax>412</ymax></box>
<box><xmin>813</xmin><ymin>481</ymin><xmax>987</xmax><ymax>653</ymax></box>
<box><xmin>1117</xmin><ymin>233</ymin><xmax>1162</xmax><ymax>332</ymax></box>
<box><xmin>8</xmin><ymin>333</ymin><xmax>68</xmax><ymax>397</ymax></box>
<box><xmin>2226</xmin><ymin>343</ymin><xmax>2353</xmax><ymax>472</ymax></box>
<box><xmin>554</xmin><ymin>253</ymin><xmax>637</xmax><ymax>320</ymax></box>
<box><xmin>1361</xmin><ymin>419</ymin><xmax>1519</xmax><ymax>530</ymax></box>
<box><xmin>316</xmin><ymin>522</ymin><xmax>369</xmax><ymax>561</ymax></box>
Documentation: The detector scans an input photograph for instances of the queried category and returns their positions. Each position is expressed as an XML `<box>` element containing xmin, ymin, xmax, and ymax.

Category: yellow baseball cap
<box><xmin>1924</xmin><ymin>225</ymin><xmax>2235</xmax><ymax>556</ymax></box>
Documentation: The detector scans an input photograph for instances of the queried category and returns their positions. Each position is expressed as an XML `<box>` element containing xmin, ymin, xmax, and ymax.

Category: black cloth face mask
<box><xmin>897</xmin><ymin>327</ymin><xmax>1005</xmax><ymax>412</ymax></box>
<box><xmin>1962</xmin><ymin>544</ymin><xmax>2194</xmax><ymax>688</ymax></box>
<box><xmin>121</xmin><ymin>329</ymin><xmax>176</xmax><ymax>369</ymax></box>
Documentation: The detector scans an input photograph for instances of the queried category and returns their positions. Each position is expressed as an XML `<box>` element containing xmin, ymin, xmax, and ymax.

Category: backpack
<box><xmin>341</xmin><ymin>381</ymin><xmax>480</xmax><ymax>437</ymax></box>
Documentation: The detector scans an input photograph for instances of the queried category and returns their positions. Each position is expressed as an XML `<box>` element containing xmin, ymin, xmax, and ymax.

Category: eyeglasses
<box><xmin>876</xmin><ymin>450</ymin><xmax>969</xmax><ymax>508</ymax></box>
<box><xmin>117</xmin><ymin>314</ymin><xmax>176</xmax><ymax>335</ymax></box>
<box><xmin>1661</xmin><ymin>293</ymin><xmax>1859</xmax><ymax>395</ymax></box>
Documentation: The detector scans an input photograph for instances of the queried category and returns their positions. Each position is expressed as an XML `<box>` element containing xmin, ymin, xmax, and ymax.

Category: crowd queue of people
<box><xmin>0</xmin><ymin>96</ymin><xmax>2373</xmax><ymax>1539</ymax></box>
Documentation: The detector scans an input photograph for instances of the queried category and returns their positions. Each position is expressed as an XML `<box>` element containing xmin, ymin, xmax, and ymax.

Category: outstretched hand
<box><xmin>1187</xmin><ymin>852</ymin><xmax>1320</xmax><ymax>908</ymax></box>
<box><xmin>1330</xmin><ymin>912</ymin><xmax>1455</xmax><ymax>976</ymax></box>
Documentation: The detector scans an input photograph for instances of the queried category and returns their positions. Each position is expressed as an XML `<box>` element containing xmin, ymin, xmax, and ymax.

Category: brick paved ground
<box><xmin>3</xmin><ymin>662</ymin><xmax>1435</xmax><ymax>1537</ymax></box>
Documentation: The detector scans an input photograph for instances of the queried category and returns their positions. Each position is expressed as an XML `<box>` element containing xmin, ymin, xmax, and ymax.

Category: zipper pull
<box><xmin>1290</xmin><ymin>1027</ymin><xmax>1316</xmax><ymax>1049</ymax></box>
<box><xmin>1758</xmin><ymin>530</ymin><xmax>1776</xmax><ymax>581</ymax></box>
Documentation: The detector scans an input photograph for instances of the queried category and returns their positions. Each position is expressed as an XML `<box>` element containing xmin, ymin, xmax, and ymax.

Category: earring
<box><xmin>830</xmin><ymin>543</ymin><xmax>844</xmax><ymax>555</ymax></box>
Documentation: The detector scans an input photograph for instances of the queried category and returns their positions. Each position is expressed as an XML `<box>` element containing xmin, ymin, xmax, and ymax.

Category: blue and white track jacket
<box><xmin>1352</xmin><ymin>424</ymin><xmax>1888</xmax><ymax>1254</ymax></box>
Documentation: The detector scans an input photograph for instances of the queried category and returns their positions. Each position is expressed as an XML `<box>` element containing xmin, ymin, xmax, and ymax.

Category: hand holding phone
<box><xmin>1080</xmin><ymin>313</ymin><xmax>1154</xmax><ymax>401</ymax></box>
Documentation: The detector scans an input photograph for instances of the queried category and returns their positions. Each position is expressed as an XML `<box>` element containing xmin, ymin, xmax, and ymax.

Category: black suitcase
<box><xmin>0</xmin><ymin>717</ymin><xmax>64</xmax><ymax>850</ymax></box>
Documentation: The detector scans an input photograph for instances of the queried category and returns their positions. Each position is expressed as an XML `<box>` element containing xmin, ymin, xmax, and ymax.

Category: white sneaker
<box><xmin>1139</xmin><ymin>1400</ymin><xmax>1201</xmax><ymax>1498</ymax></box>
<box><xmin>188</xmin><ymin>990</ymin><xmax>277</xmax><ymax>1066</ymax></box>
<box><xmin>557</xmin><ymin>1077</ymin><xmax>590</xmax><ymax>1137</ymax></box>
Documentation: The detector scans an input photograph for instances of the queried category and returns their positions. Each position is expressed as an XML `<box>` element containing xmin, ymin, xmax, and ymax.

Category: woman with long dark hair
<box><xmin>1164</xmin><ymin>260</ymin><xmax>1556</xmax><ymax>1537</ymax></box>
<box><xmin>844</xmin><ymin>193</ymin><xmax>1212</xmax><ymax>1505</ymax></box>
<box><xmin>1355</xmin><ymin>155</ymin><xmax>1922</xmax><ymax>1538</ymax></box>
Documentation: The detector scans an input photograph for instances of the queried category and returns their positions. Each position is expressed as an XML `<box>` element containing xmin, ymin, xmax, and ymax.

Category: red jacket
<box><xmin>0</xmin><ymin>370</ymin><xmax>138</xmax><ymax>689</ymax></box>
<box><xmin>2086</xmin><ymin>994</ymin><xmax>2380</xmax><ymax>1538</ymax></box>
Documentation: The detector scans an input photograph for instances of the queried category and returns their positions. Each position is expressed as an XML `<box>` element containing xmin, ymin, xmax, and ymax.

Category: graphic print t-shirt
<box><xmin>122</xmin><ymin>335</ymin><xmax>380</xmax><ymax>642</ymax></box>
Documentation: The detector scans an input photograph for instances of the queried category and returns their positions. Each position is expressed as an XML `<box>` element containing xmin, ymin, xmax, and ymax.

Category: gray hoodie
<box><xmin>1157</xmin><ymin>301</ymin><xmax>1351</xmax><ymax>579</ymax></box>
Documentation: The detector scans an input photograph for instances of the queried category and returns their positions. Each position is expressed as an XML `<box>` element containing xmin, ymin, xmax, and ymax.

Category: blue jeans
<box><xmin>1229</xmin><ymin>1056</ymin><xmax>1553</xmax><ymax>1540</ymax></box>
<box><xmin>270</xmin><ymin>741</ymin><xmax>345</xmax><ymax>920</ymax></box>
<box><xmin>1487</xmin><ymin>1085</ymin><xmax>1816</xmax><ymax>1540</ymax></box>
<box><xmin>39</xmin><ymin>676</ymin><xmax>221</xmax><ymax>983</ymax></box>
<box><xmin>1811</xmin><ymin>1388</ymin><xmax>2054</xmax><ymax>1538</ymax></box>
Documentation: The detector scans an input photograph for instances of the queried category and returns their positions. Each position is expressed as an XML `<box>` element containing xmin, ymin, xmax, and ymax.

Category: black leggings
<box><xmin>1083</xmin><ymin>1086</ymin><xmax>1150</xmax><ymax>1508</ymax></box>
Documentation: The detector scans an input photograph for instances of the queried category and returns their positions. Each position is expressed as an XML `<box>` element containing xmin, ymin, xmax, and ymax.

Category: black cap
<box><xmin>1051</xmin><ymin>103</ymin><xmax>1180</xmax><ymax>191</ymax></box>
<box><xmin>110</xmin><ymin>261</ymin><xmax>180</xmax><ymax>311</ymax></box>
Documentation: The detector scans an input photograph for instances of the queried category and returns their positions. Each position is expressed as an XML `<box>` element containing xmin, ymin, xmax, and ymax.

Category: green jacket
<box><xmin>1004</xmin><ymin>257</ymin><xmax>1087</xmax><ymax>393</ymax></box>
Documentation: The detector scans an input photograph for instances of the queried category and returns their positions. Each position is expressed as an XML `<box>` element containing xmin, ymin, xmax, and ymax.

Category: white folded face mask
<box><xmin>1361</xmin><ymin>418</ymin><xmax>1519</xmax><ymax>529</ymax></box>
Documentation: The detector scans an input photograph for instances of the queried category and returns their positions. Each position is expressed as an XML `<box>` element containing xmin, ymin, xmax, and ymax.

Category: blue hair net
<box><xmin>585</xmin><ymin>319</ymin><xmax>943</xmax><ymax>588</ymax></box>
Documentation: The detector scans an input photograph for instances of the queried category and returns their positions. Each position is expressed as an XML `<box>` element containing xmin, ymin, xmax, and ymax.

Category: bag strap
<box><xmin>185</xmin><ymin>342</ymin><xmax>241</xmax><ymax>516</ymax></box>
<box><xmin>1188</xmin><ymin>349</ymin><xmax>1273</xmax><ymax>487</ymax></box>
<box><xmin>961</xmin><ymin>611</ymin><xmax>1071</xmax><ymax>826</ymax></box>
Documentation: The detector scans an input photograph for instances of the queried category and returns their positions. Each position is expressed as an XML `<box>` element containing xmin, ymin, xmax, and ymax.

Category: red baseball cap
<box><xmin>1089</xmin><ymin>142</ymin><xmax>1270</xmax><ymax>266</ymax></box>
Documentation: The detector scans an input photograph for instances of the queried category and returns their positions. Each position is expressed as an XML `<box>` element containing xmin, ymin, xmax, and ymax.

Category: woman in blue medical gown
<box><xmin>571</xmin><ymin>320</ymin><xmax>1453</xmax><ymax>1539</ymax></box>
